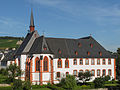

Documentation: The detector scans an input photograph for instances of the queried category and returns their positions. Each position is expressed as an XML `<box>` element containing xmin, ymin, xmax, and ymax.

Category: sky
<box><xmin>0</xmin><ymin>0</ymin><xmax>120</xmax><ymax>52</ymax></box>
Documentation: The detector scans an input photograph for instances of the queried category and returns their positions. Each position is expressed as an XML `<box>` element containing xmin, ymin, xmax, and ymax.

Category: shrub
<box><xmin>103</xmin><ymin>75</ymin><xmax>110</xmax><ymax>81</ymax></box>
<box><xmin>23</xmin><ymin>79</ymin><xmax>31</xmax><ymax>90</ymax></box>
<box><xmin>93</xmin><ymin>77</ymin><xmax>105</xmax><ymax>88</ymax></box>
<box><xmin>59</xmin><ymin>75</ymin><xmax>77</xmax><ymax>90</ymax></box>
<box><xmin>12</xmin><ymin>79</ymin><xmax>22</xmax><ymax>90</ymax></box>
<box><xmin>47</xmin><ymin>84</ymin><xmax>64</xmax><ymax>90</ymax></box>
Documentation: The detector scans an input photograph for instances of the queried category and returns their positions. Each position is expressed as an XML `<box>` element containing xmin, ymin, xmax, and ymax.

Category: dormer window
<box><xmin>58</xmin><ymin>49</ymin><xmax>61</xmax><ymax>54</ymax></box>
<box><xmin>87</xmin><ymin>51</ymin><xmax>90</xmax><ymax>56</ymax></box>
<box><xmin>43</xmin><ymin>45</ymin><xmax>47</xmax><ymax>50</ymax></box>
<box><xmin>78</xmin><ymin>43</ymin><xmax>81</xmax><ymax>47</ymax></box>
<box><xmin>75</xmin><ymin>51</ymin><xmax>78</xmax><ymax>55</ymax></box>
<box><xmin>99</xmin><ymin>52</ymin><xmax>102</xmax><ymax>56</ymax></box>
<box><xmin>90</xmin><ymin>43</ymin><xmax>93</xmax><ymax>48</ymax></box>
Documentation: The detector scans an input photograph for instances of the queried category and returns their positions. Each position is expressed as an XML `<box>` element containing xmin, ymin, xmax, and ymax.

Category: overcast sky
<box><xmin>0</xmin><ymin>0</ymin><xmax>120</xmax><ymax>52</ymax></box>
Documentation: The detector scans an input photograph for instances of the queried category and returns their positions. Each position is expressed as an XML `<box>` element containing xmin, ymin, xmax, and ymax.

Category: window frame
<box><xmin>58</xmin><ymin>59</ymin><xmax>62</xmax><ymax>68</ymax></box>
<box><xmin>102</xmin><ymin>69</ymin><xmax>106</xmax><ymax>76</ymax></box>
<box><xmin>85</xmin><ymin>59</ymin><xmax>89</xmax><ymax>65</ymax></box>
<box><xmin>108</xmin><ymin>58</ymin><xmax>111</xmax><ymax>65</ymax></box>
<box><xmin>97</xmin><ymin>69</ymin><xmax>101</xmax><ymax>76</ymax></box>
<box><xmin>56</xmin><ymin>72</ymin><xmax>60</xmax><ymax>78</ymax></box>
<box><xmin>102</xmin><ymin>59</ymin><xmax>106</xmax><ymax>65</ymax></box>
<box><xmin>97</xmin><ymin>59</ymin><xmax>100</xmax><ymax>65</ymax></box>
<box><xmin>73</xmin><ymin>70</ymin><xmax>77</xmax><ymax>76</ymax></box>
<box><xmin>65</xmin><ymin>59</ymin><xmax>69</xmax><ymax>68</ymax></box>
<box><xmin>91</xmin><ymin>58</ymin><xmax>95</xmax><ymax>65</ymax></box>
<box><xmin>43</xmin><ymin>56</ymin><xmax>49</xmax><ymax>72</ymax></box>
<box><xmin>91</xmin><ymin>69</ymin><xmax>95</xmax><ymax>76</ymax></box>
<box><xmin>35</xmin><ymin>57</ymin><xmax>40</xmax><ymax>72</ymax></box>
<box><xmin>79</xmin><ymin>58</ymin><xmax>83</xmax><ymax>65</ymax></box>
<box><xmin>73</xmin><ymin>58</ymin><xmax>77</xmax><ymax>65</ymax></box>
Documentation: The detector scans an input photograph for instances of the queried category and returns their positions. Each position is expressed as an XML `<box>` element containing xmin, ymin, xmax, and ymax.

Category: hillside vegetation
<box><xmin>0</xmin><ymin>36</ymin><xmax>23</xmax><ymax>49</ymax></box>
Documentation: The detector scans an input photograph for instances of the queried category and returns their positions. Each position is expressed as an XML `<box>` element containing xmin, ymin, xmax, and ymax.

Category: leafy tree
<box><xmin>7</xmin><ymin>64</ymin><xmax>22</xmax><ymax>82</ymax></box>
<box><xmin>78</xmin><ymin>71</ymin><xmax>92</xmax><ymax>84</ymax></box>
<box><xmin>59</xmin><ymin>75</ymin><xmax>77</xmax><ymax>90</ymax></box>
<box><xmin>116</xmin><ymin>48</ymin><xmax>120</xmax><ymax>82</ymax></box>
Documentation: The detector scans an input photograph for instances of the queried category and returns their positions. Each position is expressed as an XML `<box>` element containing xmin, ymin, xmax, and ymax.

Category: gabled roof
<box><xmin>15</xmin><ymin>30</ymin><xmax>114</xmax><ymax>58</ymax></box>
<box><xmin>15</xmin><ymin>30</ymin><xmax>39</xmax><ymax>55</ymax></box>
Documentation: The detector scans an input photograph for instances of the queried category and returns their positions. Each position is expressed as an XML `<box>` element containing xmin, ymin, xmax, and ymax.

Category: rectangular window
<box><xmin>91</xmin><ymin>70</ymin><xmax>95</xmax><ymax>76</ymax></box>
<box><xmin>108</xmin><ymin>59</ymin><xmax>111</xmax><ymax>65</ymax></box>
<box><xmin>91</xmin><ymin>59</ymin><xmax>95</xmax><ymax>65</ymax></box>
<box><xmin>97</xmin><ymin>59</ymin><xmax>100</xmax><ymax>65</ymax></box>
<box><xmin>73</xmin><ymin>59</ymin><xmax>77</xmax><ymax>65</ymax></box>
<box><xmin>80</xmin><ymin>59</ymin><xmax>83</xmax><ymax>65</ymax></box>
<box><xmin>66</xmin><ymin>72</ymin><xmax>69</xmax><ymax>76</ymax></box>
<box><xmin>97</xmin><ymin>70</ymin><xmax>100</xmax><ymax>76</ymax></box>
<box><xmin>102</xmin><ymin>70</ymin><xmax>106</xmax><ymax>76</ymax></box>
<box><xmin>102</xmin><ymin>59</ymin><xmax>106</xmax><ymax>65</ymax></box>
<box><xmin>73</xmin><ymin>70</ymin><xmax>77</xmax><ymax>76</ymax></box>
<box><xmin>108</xmin><ymin>69</ymin><xmax>112</xmax><ymax>76</ymax></box>
<box><xmin>85</xmin><ymin>59</ymin><xmax>89</xmax><ymax>65</ymax></box>
<box><xmin>57</xmin><ymin>72</ymin><xmax>60</xmax><ymax>78</ymax></box>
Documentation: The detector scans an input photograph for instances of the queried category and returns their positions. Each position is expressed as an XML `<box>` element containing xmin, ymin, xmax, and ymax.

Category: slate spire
<box><xmin>29</xmin><ymin>8</ymin><xmax>35</xmax><ymax>32</ymax></box>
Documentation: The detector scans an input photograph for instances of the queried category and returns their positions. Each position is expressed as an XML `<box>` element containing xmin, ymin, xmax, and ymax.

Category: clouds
<box><xmin>0</xmin><ymin>17</ymin><xmax>25</xmax><ymax>36</ymax></box>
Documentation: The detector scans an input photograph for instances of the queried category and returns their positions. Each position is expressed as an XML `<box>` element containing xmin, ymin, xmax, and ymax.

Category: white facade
<box><xmin>15</xmin><ymin>54</ymin><xmax>116</xmax><ymax>85</ymax></box>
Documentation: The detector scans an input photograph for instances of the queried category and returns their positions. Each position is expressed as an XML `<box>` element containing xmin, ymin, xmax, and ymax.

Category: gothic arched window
<box><xmin>35</xmin><ymin>57</ymin><xmax>40</xmax><ymax>72</ymax></box>
<box><xmin>43</xmin><ymin>56</ymin><xmax>49</xmax><ymax>72</ymax></box>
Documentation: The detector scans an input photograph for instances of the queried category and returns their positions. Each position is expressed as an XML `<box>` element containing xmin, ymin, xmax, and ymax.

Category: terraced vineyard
<box><xmin>0</xmin><ymin>37</ymin><xmax>23</xmax><ymax>49</ymax></box>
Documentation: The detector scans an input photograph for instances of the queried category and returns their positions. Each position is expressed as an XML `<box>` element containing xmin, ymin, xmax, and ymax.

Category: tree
<box><xmin>59</xmin><ymin>75</ymin><xmax>77</xmax><ymax>90</ymax></box>
<box><xmin>116</xmin><ymin>48</ymin><xmax>120</xmax><ymax>82</ymax></box>
<box><xmin>7</xmin><ymin>64</ymin><xmax>22</xmax><ymax>82</ymax></box>
<box><xmin>78</xmin><ymin>71</ymin><xmax>92</xmax><ymax>84</ymax></box>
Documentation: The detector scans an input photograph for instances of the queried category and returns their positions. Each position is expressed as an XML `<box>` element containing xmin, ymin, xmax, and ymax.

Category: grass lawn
<box><xmin>104</xmin><ymin>83</ymin><xmax>119</xmax><ymax>87</ymax></box>
<box><xmin>0</xmin><ymin>87</ymin><xmax>12</xmax><ymax>90</ymax></box>
<box><xmin>33</xmin><ymin>88</ymin><xmax>51</xmax><ymax>90</ymax></box>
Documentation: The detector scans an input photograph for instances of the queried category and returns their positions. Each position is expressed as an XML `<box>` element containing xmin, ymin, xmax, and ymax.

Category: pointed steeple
<box><xmin>29</xmin><ymin>8</ymin><xmax>35</xmax><ymax>32</ymax></box>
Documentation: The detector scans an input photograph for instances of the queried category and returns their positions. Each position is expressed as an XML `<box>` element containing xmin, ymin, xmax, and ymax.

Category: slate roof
<box><xmin>2</xmin><ymin>50</ymin><xmax>16</xmax><ymax>62</ymax></box>
<box><xmin>15</xmin><ymin>30</ymin><xmax>114</xmax><ymax>58</ymax></box>
<box><xmin>15</xmin><ymin>31</ymin><xmax>35</xmax><ymax>55</ymax></box>
<box><xmin>27</xmin><ymin>35</ymin><xmax>114</xmax><ymax>58</ymax></box>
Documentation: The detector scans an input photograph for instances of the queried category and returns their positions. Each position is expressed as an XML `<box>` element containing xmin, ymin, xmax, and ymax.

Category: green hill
<box><xmin>0</xmin><ymin>36</ymin><xmax>23</xmax><ymax>49</ymax></box>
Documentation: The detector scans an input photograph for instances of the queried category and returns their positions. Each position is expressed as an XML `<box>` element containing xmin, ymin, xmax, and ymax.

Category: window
<box><xmin>73</xmin><ymin>59</ymin><xmax>77</xmax><ymax>65</ymax></box>
<box><xmin>97</xmin><ymin>59</ymin><xmax>100</xmax><ymax>65</ymax></box>
<box><xmin>102</xmin><ymin>59</ymin><xmax>106</xmax><ymax>65</ymax></box>
<box><xmin>79</xmin><ymin>59</ymin><xmax>83</xmax><ymax>65</ymax></box>
<box><xmin>90</xmin><ymin>43</ymin><xmax>93</xmax><ymax>48</ymax></box>
<box><xmin>91</xmin><ymin>70</ymin><xmax>95</xmax><ymax>76</ymax></box>
<box><xmin>58</xmin><ymin>49</ymin><xmax>61</xmax><ymax>54</ymax></box>
<box><xmin>108</xmin><ymin>59</ymin><xmax>111</xmax><ymax>65</ymax></box>
<box><xmin>43</xmin><ymin>56</ymin><xmax>49</xmax><ymax>72</ymax></box>
<box><xmin>102</xmin><ymin>69</ymin><xmax>106</xmax><ymax>76</ymax></box>
<box><xmin>91</xmin><ymin>59</ymin><xmax>95</xmax><ymax>65</ymax></box>
<box><xmin>85</xmin><ymin>70</ymin><xmax>89</xmax><ymax>73</ymax></box>
<box><xmin>108</xmin><ymin>69</ymin><xmax>112</xmax><ymax>76</ymax></box>
<box><xmin>87</xmin><ymin>51</ymin><xmax>90</xmax><ymax>56</ymax></box>
<box><xmin>97</xmin><ymin>69</ymin><xmax>100</xmax><ymax>76</ymax></box>
<box><xmin>85</xmin><ymin>59</ymin><xmax>89</xmax><ymax>65</ymax></box>
<box><xmin>35</xmin><ymin>57</ymin><xmax>40</xmax><ymax>72</ymax></box>
<box><xmin>73</xmin><ymin>70</ymin><xmax>77</xmax><ymax>76</ymax></box>
<box><xmin>65</xmin><ymin>59</ymin><xmax>69</xmax><ymax>68</ymax></box>
<box><xmin>78</xmin><ymin>43</ymin><xmax>81</xmax><ymax>47</ymax></box>
<box><xmin>79</xmin><ymin>70</ymin><xmax>83</xmax><ymax>73</ymax></box>
<box><xmin>75</xmin><ymin>51</ymin><xmax>78</xmax><ymax>55</ymax></box>
<box><xmin>58</xmin><ymin>59</ymin><xmax>62</xmax><ymax>68</ymax></box>
<box><xmin>57</xmin><ymin>72</ymin><xmax>60</xmax><ymax>78</ymax></box>
<box><xmin>66</xmin><ymin>72</ymin><xmax>69</xmax><ymax>76</ymax></box>
<box><xmin>99</xmin><ymin>52</ymin><xmax>102</xmax><ymax>56</ymax></box>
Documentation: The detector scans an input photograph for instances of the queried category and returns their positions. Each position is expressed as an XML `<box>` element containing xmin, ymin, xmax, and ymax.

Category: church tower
<box><xmin>29</xmin><ymin>9</ymin><xmax>35</xmax><ymax>32</ymax></box>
